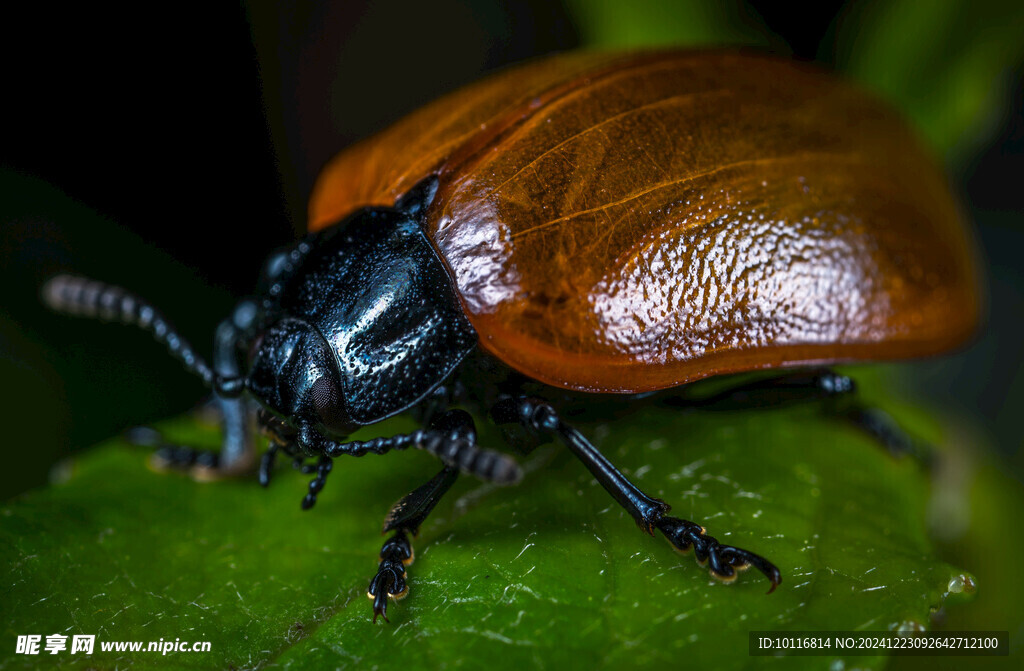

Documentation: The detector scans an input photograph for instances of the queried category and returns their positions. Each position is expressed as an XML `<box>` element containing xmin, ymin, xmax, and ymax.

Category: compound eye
<box><xmin>310</xmin><ymin>375</ymin><xmax>353</xmax><ymax>437</ymax></box>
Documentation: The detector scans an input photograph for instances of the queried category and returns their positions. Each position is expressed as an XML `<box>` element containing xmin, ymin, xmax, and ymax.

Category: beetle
<box><xmin>44</xmin><ymin>50</ymin><xmax>979</xmax><ymax>623</ymax></box>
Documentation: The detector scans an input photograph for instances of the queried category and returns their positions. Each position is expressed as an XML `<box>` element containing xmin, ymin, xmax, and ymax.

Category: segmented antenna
<box><xmin>42</xmin><ymin>274</ymin><xmax>241</xmax><ymax>395</ymax></box>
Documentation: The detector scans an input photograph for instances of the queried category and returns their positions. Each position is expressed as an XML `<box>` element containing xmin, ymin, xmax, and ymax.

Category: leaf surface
<box><xmin>1</xmin><ymin>369</ymin><xmax>972</xmax><ymax>670</ymax></box>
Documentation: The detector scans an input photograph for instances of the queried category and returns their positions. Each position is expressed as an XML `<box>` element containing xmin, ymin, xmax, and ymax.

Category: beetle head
<box><xmin>246</xmin><ymin>318</ymin><xmax>356</xmax><ymax>443</ymax></box>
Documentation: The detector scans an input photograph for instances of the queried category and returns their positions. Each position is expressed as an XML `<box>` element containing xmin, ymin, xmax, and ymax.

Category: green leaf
<box><xmin>832</xmin><ymin>0</ymin><xmax>1024</xmax><ymax>162</ymax></box>
<box><xmin>1</xmin><ymin>368</ymin><xmax>973</xmax><ymax>669</ymax></box>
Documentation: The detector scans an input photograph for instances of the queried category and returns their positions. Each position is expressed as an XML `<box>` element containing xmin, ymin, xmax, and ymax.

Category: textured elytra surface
<box><xmin>0</xmin><ymin>369</ymin><xmax>976</xmax><ymax>670</ymax></box>
<box><xmin>309</xmin><ymin>51</ymin><xmax>978</xmax><ymax>393</ymax></box>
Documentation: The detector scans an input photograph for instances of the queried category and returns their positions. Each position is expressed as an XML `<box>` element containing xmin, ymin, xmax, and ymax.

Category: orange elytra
<box><xmin>310</xmin><ymin>49</ymin><xmax>979</xmax><ymax>393</ymax></box>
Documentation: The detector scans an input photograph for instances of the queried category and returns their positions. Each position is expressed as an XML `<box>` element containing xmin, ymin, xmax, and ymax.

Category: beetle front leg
<box><xmin>288</xmin><ymin>407</ymin><xmax>520</xmax><ymax>512</ymax></box>
<box><xmin>141</xmin><ymin>395</ymin><xmax>256</xmax><ymax>480</ymax></box>
<box><xmin>369</xmin><ymin>465</ymin><xmax>459</xmax><ymax>623</ymax></box>
<box><xmin>138</xmin><ymin>315</ymin><xmax>258</xmax><ymax>479</ymax></box>
<box><xmin>492</xmin><ymin>397</ymin><xmax>781</xmax><ymax>592</ymax></box>
<box><xmin>45</xmin><ymin>277</ymin><xmax>257</xmax><ymax>479</ymax></box>
<box><xmin>368</xmin><ymin>410</ymin><xmax>471</xmax><ymax>623</ymax></box>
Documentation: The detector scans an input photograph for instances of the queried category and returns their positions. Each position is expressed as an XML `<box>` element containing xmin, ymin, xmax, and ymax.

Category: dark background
<box><xmin>1</xmin><ymin>0</ymin><xmax>1021</xmax><ymax>499</ymax></box>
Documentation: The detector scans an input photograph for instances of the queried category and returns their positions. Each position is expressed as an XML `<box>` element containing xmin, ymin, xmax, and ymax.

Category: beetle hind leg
<box><xmin>492</xmin><ymin>396</ymin><xmax>782</xmax><ymax>592</ymax></box>
<box><xmin>669</xmin><ymin>369</ymin><xmax>931</xmax><ymax>465</ymax></box>
<box><xmin>655</xmin><ymin>517</ymin><xmax>781</xmax><ymax>591</ymax></box>
<box><xmin>842</xmin><ymin>405</ymin><xmax>931</xmax><ymax>465</ymax></box>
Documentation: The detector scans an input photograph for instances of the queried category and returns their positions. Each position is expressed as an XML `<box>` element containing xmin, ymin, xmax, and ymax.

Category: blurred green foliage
<box><xmin>563</xmin><ymin>0</ymin><xmax>773</xmax><ymax>49</ymax></box>
<box><xmin>832</xmin><ymin>0</ymin><xmax>1024</xmax><ymax>163</ymax></box>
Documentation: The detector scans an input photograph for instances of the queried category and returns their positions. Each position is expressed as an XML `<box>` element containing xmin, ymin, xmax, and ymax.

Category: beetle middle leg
<box><xmin>666</xmin><ymin>369</ymin><xmax>930</xmax><ymax>465</ymax></box>
<box><xmin>492</xmin><ymin>396</ymin><xmax>782</xmax><ymax>591</ymax></box>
